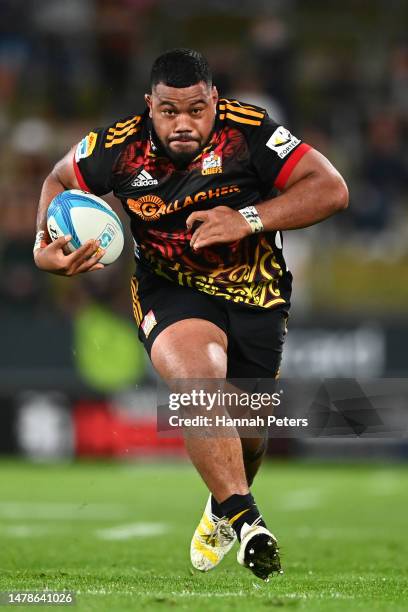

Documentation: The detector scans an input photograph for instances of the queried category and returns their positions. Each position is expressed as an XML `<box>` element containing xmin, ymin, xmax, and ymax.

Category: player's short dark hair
<box><xmin>150</xmin><ymin>48</ymin><xmax>212</xmax><ymax>89</ymax></box>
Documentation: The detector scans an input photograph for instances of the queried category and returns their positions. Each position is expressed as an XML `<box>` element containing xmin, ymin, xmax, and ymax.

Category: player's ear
<box><xmin>211</xmin><ymin>86</ymin><xmax>219</xmax><ymax>106</ymax></box>
<box><xmin>145</xmin><ymin>93</ymin><xmax>153</xmax><ymax>118</ymax></box>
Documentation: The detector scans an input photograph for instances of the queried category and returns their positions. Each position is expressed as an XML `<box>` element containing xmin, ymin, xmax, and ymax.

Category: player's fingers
<box><xmin>65</xmin><ymin>240</ymin><xmax>100</xmax><ymax>264</ymax></box>
<box><xmin>49</xmin><ymin>235</ymin><xmax>72</xmax><ymax>250</ymax></box>
<box><xmin>190</xmin><ymin>226</ymin><xmax>207</xmax><ymax>248</ymax></box>
<box><xmin>193</xmin><ymin>233</ymin><xmax>224</xmax><ymax>250</ymax></box>
<box><xmin>186</xmin><ymin>211</ymin><xmax>208</xmax><ymax>230</ymax></box>
<box><xmin>190</xmin><ymin>219</ymin><xmax>214</xmax><ymax>247</ymax></box>
<box><xmin>192</xmin><ymin>233</ymin><xmax>216</xmax><ymax>250</ymax></box>
<box><xmin>73</xmin><ymin>251</ymin><xmax>105</xmax><ymax>274</ymax></box>
<box><xmin>89</xmin><ymin>263</ymin><xmax>105</xmax><ymax>272</ymax></box>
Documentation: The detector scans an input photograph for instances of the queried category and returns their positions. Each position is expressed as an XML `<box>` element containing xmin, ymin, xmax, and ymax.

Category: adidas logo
<box><xmin>131</xmin><ymin>169</ymin><xmax>158</xmax><ymax>187</ymax></box>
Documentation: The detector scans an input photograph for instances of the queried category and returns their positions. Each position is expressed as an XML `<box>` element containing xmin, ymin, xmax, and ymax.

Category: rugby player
<box><xmin>34</xmin><ymin>49</ymin><xmax>348</xmax><ymax>581</ymax></box>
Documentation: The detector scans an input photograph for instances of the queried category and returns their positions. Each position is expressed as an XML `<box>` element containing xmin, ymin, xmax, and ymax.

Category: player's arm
<box><xmin>188</xmin><ymin>110</ymin><xmax>349</xmax><ymax>250</ymax></box>
<box><xmin>188</xmin><ymin>148</ymin><xmax>348</xmax><ymax>250</ymax></box>
<box><xmin>34</xmin><ymin>147</ymin><xmax>105</xmax><ymax>275</ymax></box>
<box><xmin>250</xmin><ymin>147</ymin><xmax>349</xmax><ymax>232</ymax></box>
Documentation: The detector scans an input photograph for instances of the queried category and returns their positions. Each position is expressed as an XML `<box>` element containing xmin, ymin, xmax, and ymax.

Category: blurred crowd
<box><xmin>1</xmin><ymin>0</ymin><xmax>407</xmax><ymax>318</ymax></box>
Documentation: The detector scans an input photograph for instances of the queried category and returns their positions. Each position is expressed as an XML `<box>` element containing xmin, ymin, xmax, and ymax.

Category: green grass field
<box><xmin>0</xmin><ymin>460</ymin><xmax>407</xmax><ymax>611</ymax></box>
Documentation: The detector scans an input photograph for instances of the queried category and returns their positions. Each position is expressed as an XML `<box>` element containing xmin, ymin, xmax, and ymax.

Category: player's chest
<box><xmin>113</xmin><ymin>139</ymin><xmax>259</xmax><ymax>225</ymax></box>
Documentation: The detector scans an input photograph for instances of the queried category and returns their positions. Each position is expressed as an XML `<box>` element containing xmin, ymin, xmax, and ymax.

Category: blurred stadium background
<box><xmin>0</xmin><ymin>2</ymin><xmax>407</xmax><ymax>608</ymax></box>
<box><xmin>1</xmin><ymin>0</ymin><xmax>407</xmax><ymax>461</ymax></box>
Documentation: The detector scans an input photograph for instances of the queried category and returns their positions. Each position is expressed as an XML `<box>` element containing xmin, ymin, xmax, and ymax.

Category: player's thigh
<box><xmin>130</xmin><ymin>274</ymin><xmax>229</xmax><ymax>378</ymax></box>
<box><xmin>227</xmin><ymin>305</ymin><xmax>289</xmax><ymax>379</ymax></box>
<box><xmin>151</xmin><ymin>318</ymin><xmax>228</xmax><ymax>379</ymax></box>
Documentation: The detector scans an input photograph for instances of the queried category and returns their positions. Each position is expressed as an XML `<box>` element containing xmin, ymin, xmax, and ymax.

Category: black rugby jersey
<box><xmin>74</xmin><ymin>99</ymin><xmax>311</xmax><ymax>309</ymax></box>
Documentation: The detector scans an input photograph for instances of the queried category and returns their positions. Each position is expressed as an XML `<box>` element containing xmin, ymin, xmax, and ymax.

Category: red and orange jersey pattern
<box><xmin>74</xmin><ymin>99</ymin><xmax>312</xmax><ymax>309</ymax></box>
<box><xmin>138</xmin><ymin>228</ymin><xmax>287</xmax><ymax>309</ymax></box>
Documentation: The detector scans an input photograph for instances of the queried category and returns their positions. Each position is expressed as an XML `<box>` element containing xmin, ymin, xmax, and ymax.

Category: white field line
<box><xmin>293</xmin><ymin>525</ymin><xmax>399</xmax><ymax>539</ymax></box>
<box><xmin>78</xmin><ymin>589</ymin><xmax>247</xmax><ymax>597</ymax></box>
<box><xmin>77</xmin><ymin>589</ymin><xmax>355</xmax><ymax>600</ymax></box>
<box><xmin>366</xmin><ymin>473</ymin><xmax>402</xmax><ymax>496</ymax></box>
<box><xmin>1</xmin><ymin>521</ymin><xmax>169</xmax><ymax>540</ymax></box>
<box><xmin>2</xmin><ymin>524</ymin><xmax>62</xmax><ymax>538</ymax></box>
<box><xmin>96</xmin><ymin>523</ymin><xmax>168</xmax><ymax>540</ymax></box>
<box><xmin>172</xmin><ymin>591</ymin><xmax>355</xmax><ymax>600</ymax></box>
<box><xmin>0</xmin><ymin>501</ymin><xmax>131</xmax><ymax>521</ymax></box>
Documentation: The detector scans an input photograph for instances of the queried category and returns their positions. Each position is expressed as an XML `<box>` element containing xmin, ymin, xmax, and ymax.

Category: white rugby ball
<box><xmin>47</xmin><ymin>189</ymin><xmax>124</xmax><ymax>265</ymax></box>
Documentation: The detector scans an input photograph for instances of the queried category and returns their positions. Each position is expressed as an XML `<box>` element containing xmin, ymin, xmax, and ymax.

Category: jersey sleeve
<box><xmin>248</xmin><ymin>115</ymin><xmax>311</xmax><ymax>192</ymax></box>
<box><xmin>73</xmin><ymin>113</ymin><xmax>142</xmax><ymax>195</ymax></box>
<box><xmin>73</xmin><ymin>126</ymin><xmax>118</xmax><ymax>195</ymax></box>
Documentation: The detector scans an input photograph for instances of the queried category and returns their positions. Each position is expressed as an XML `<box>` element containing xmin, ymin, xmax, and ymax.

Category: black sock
<box><xmin>210</xmin><ymin>495</ymin><xmax>223</xmax><ymax>518</ymax></box>
<box><xmin>218</xmin><ymin>493</ymin><xmax>266</xmax><ymax>542</ymax></box>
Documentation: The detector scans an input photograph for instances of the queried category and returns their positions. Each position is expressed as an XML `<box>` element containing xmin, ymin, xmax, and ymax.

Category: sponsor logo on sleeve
<box><xmin>266</xmin><ymin>126</ymin><xmax>300</xmax><ymax>159</ymax></box>
<box><xmin>75</xmin><ymin>131</ymin><xmax>98</xmax><ymax>162</ymax></box>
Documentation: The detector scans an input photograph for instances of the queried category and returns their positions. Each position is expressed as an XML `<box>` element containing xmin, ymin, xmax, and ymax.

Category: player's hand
<box><xmin>34</xmin><ymin>235</ymin><xmax>105</xmax><ymax>276</ymax></box>
<box><xmin>186</xmin><ymin>206</ymin><xmax>251</xmax><ymax>251</ymax></box>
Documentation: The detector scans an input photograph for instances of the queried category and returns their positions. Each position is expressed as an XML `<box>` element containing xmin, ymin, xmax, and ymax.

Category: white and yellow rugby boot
<box><xmin>190</xmin><ymin>495</ymin><xmax>237</xmax><ymax>571</ymax></box>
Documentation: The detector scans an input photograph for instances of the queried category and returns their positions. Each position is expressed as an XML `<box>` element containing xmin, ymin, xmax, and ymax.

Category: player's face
<box><xmin>145</xmin><ymin>82</ymin><xmax>218</xmax><ymax>164</ymax></box>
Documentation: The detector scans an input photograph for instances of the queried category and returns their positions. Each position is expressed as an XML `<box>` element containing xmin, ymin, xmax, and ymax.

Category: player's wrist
<box><xmin>33</xmin><ymin>230</ymin><xmax>49</xmax><ymax>255</ymax></box>
<box><xmin>238</xmin><ymin>206</ymin><xmax>264</xmax><ymax>234</ymax></box>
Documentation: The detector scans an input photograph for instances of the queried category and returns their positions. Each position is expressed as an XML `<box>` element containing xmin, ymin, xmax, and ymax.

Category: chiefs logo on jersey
<box><xmin>202</xmin><ymin>151</ymin><xmax>222</xmax><ymax>175</ymax></box>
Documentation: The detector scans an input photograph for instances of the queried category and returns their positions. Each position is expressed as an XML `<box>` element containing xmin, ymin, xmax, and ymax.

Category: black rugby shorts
<box><xmin>131</xmin><ymin>272</ymin><xmax>289</xmax><ymax>379</ymax></box>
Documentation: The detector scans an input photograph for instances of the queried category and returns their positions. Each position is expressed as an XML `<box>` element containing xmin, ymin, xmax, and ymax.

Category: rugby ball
<box><xmin>47</xmin><ymin>190</ymin><xmax>124</xmax><ymax>265</ymax></box>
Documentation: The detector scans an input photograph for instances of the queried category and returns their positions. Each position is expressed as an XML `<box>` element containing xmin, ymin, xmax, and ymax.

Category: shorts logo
<box><xmin>202</xmin><ymin>151</ymin><xmax>222</xmax><ymax>175</ymax></box>
<box><xmin>266</xmin><ymin>126</ymin><xmax>300</xmax><ymax>159</ymax></box>
<box><xmin>75</xmin><ymin>132</ymin><xmax>98</xmax><ymax>161</ymax></box>
<box><xmin>128</xmin><ymin>195</ymin><xmax>165</xmax><ymax>221</ymax></box>
<box><xmin>141</xmin><ymin>309</ymin><xmax>157</xmax><ymax>338</ymax></box>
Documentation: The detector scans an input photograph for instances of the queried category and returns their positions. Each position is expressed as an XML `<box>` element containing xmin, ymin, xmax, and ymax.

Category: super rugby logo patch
<box><xmin>75</xmin><ymin>132</ymin><xmax>98</xmax><ymax>161</ymax></box>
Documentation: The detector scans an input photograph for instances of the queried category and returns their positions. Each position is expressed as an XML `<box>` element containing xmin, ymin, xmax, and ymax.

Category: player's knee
<box><xmin>171</xmin><ymin>343</ymin><xmax>227</xmax><ymax>378</ymax></box>
<box><xmin>151</xmin><ymin>319</ymin><xmax>227</xmax><ymax>378</ymax></box>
